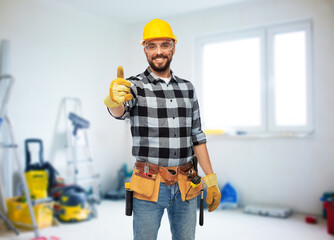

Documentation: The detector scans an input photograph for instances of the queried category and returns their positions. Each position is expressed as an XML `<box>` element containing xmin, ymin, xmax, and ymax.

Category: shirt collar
<box><xmin>144</xmin><ymin>67</ymin><xmax>178</xmax><ymax>84</ymax></box>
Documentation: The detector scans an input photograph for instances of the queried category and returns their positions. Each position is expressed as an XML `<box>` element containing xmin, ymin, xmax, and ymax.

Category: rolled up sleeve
<box><xmin>191</xmin><ymin>89</ymin><xmax>207</xmax><ymax>145</ymax></box>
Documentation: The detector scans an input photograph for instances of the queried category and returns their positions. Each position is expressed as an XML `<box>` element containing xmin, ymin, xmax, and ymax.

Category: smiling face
<box><xmin>144</xmin><ymin>38</ymin><xmax>175</xmax><ymax>77</ymax></box>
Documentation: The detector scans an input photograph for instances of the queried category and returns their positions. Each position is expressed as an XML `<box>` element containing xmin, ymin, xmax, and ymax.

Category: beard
<box><xmin>147</xmin><ymin>52</ymin><xmax>173</xmax><ymax>73</ymax></box>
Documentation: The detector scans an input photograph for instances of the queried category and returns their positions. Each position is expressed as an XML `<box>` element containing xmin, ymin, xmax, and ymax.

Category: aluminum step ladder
<box><xmin>0</xmin><ymin>40</ymin><xmax>58</xmax><ymax>240</ymax></box>
<box><xmin>0</xmin><ymin>74</ymin><xmax>19</xmax><ymax>236</ymax></box>
<box><xmin>0</xmin><ymin>74</ymin><xmax>38</xmax><ymax>237</ymax></box>
<box><xmin>62</xmin><ymin>97</ymin><xmax>100</xmax><ymax>202</ymax></box>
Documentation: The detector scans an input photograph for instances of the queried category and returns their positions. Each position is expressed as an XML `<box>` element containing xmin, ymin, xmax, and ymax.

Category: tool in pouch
<box><xmin>185</xmin><ymin>156</ymin><xmax>204</xmax><ymax>226</ymax></box>
<box><xmin>125</xmin><ymin>182</ymin><xmax>133</xmax><ymax>216</ymax></box>
<box><xmin>144</xmin><ymin>161</ymin><xmax>151</xmax><ymax>177</ymax></box>
<box><xmin>125</xmin><ymin>162</ymin><xmax>150</xmax><ymax>216</ymax></box>
<box><xmin>124</xmin><ymin>161</ymin><xmax>177</xmax><ymax>216</ymax></box>
<box><xmin>125</xmin><ymin>159</ymin><xmax>202</xmax><ymax>219</ymax></box>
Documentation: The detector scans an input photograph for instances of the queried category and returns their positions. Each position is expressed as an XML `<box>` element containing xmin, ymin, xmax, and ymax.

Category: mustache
<box><xmin>152</xmin><ymin>54</ymin><xmax>168</xmax><ymax>59</ymax></box>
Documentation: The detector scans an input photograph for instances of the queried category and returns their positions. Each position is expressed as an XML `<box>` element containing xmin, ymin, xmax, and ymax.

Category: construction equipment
<box><xmin>25</xmin><ymin>138</ymin><xmax>58</xmax><ymax>199</ymax></box>
<box><xmin>0</xmin><ymin>39</ymin><xmax>58</xmax><ymax>240</ymax></box>
<box><xmin>62</xmin><ymin>97</ymin><xmax>100</xmax><ymax>202</ymax></box>
<box><xmin>0</xmin><ymin>146</ymin><xmax>19</xmax><ymax>236</ymax></box>
<box><xmin>56</xmin><ymin>185</ymin><xmax>97</xmax><ymax>222</ymax></box>
<box><xmin>0</xmin><ymin>74</ymin><xmax>40</xmax><ymax>237</ymax></box>
<box><xmin>0</xmin><ymin>39</ymin><xmax>18</xmax><ymax>236</ymax></box>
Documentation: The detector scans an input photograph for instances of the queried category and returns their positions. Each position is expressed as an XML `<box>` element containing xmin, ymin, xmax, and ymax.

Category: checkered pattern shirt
<box><xmin>108</xmin><ymin>67</ymin><xmax>207</xmax><ymax>167</ymax></box>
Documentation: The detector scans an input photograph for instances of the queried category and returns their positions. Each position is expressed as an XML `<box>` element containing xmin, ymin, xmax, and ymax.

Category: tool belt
<box><xmin>135</xmin><ymin>161</ymin><xmax>195</xmax><ymax>185</ymax></box>
<box><xmin>129</xmin><ymin>160</ymin><xmax>202</xmax><ymax>202</ymax></box>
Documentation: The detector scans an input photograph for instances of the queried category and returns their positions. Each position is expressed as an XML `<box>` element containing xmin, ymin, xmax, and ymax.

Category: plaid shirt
<box><xmin>109</xmin><ymin>67</ymin><xmax>207</xmax><ymax>167</ymax></box>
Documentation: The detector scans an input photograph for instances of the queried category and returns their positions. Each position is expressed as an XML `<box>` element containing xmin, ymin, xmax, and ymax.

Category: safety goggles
<box><xmin>144</xmin><ymin>41</ymin><xmax>174</xmax><ymax>53</ymax></box>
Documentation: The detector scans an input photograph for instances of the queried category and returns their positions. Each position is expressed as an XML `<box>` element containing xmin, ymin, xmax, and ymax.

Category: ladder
<box><xmin>0</xmin><ymin>76</ymin><xmax>19</xmax><ymax>235</ymax></box>
<box><xmin>0</xmin><ymin>40</ymin><xmax>57</xmax><ymax>240</ymax></box>
<box><xmin>62</xmin><ymin>97</ymin><xmax>100</xmax><ymax>201</ymax></box>
<box><xmin>0</xmin><ymin>74</ymin><xmax>37</xmax><ymax>237</ymax></box>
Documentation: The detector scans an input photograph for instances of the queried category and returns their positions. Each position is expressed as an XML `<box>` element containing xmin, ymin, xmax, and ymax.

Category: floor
<box><xmin>0</xmin><ymin>200</ymin><xmax>332</xmax><ymax>240</ymax></box>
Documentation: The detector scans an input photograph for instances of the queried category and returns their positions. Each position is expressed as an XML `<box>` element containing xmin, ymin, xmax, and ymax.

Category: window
<box><xmin>195</xmin><ymin>21</ymin><xmax>313</xmax><ymax>135</ymax></box>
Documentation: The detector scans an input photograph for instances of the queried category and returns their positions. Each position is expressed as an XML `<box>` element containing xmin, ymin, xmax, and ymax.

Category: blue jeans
<box><xmin>133</xmin><ymin>183</ymin><xmax>197</xmax><ymax>240</ymax></box>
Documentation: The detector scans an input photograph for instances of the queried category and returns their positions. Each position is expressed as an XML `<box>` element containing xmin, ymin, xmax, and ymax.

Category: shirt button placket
<box><xmin>167</xmin><ymin>91</ymin><xmax>177</xmax><ymax>158</ymax></box>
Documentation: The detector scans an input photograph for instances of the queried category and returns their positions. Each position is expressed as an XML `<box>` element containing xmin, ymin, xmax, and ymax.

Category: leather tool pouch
<box><xmin>129</xmin><ymin>161</ymin><xmax>202</xmax><ymax>202</ymax></box>
<box><xmin>178</xmin><ymin>173</ymin><xmax>203</xmax><ymax>201</ymax></box>
<box><xmin>130</xmin><ymin>168</ymin><xmax>161</xmax><ymax>202</ymax></box>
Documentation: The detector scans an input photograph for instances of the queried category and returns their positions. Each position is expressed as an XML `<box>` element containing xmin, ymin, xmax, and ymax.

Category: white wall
<box><xmin>0</xmin><ymin>0</ymin><xmax>131</xmax><ymax>195</ymax></box>
<box><xmin>1</xmin><ymin>0</ymin><xmax>333</xmax><ymax>215</ymax></box>
<box><xmin>125</xmin><ymin>0</ymin><xmax>334</xmax><ymax>215</ymax></box>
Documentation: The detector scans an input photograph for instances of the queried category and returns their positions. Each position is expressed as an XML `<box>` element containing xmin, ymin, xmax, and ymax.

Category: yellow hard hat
<box><xmin>141</xmin><ymin>19</ymin><xmax>177</xmax><ymax>45</ymax></box>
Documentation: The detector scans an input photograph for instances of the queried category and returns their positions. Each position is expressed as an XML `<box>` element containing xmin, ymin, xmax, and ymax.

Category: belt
<box><xmin>135</xmin><ymin>161</ymin><xmax>195</xmax><ymax>185</ymax></box>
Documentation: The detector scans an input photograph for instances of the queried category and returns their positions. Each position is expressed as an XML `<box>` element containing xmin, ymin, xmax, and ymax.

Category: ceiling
<box><xmin>54</xmin><ymin>0</ymin><xmax>261</xmax><ymax>25</ymax></box>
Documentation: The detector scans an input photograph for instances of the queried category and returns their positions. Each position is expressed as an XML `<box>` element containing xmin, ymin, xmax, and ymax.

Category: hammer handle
<box><xmin>199</xmin><ymin>190</ymin><xmax>204</xmax><ymax>226</ymax></box>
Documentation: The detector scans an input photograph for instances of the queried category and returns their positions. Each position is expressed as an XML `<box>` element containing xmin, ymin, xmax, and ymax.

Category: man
<box><xmin>104</xmin><ymin>18</ymin><xmax>221</xmax><ymax>240</ymax></box>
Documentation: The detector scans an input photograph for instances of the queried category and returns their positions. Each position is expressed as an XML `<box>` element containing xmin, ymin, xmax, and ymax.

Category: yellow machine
<box><xmin>57</xmin><ymin>185</ymin><xmax>96</xmax><ymax>222</ymax></box>
<box><xmin>24</xmin><ymin>138</ymin><xmax>59</xmax><ymax>200</ymax></box>
<box><xmin>24</xmin><ymin>139</ymin><xmax>49</xmax><ymax>199</ymax></box>
<box><xmin>25</xmin><ymin>170</ymin><xmax>48</xmax><ymax>200</ymax></box>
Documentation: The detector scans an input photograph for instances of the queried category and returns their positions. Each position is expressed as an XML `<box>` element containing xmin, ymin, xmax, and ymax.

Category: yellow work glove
<box><xmin>104</xmin><ymin>66</ymin><xmax>132</xmax><ymax>108</ymax></box>
<box><xmin>202</xmin><ymin>173</ymin><xmax>221</xmax><ymax>212</ymax></box>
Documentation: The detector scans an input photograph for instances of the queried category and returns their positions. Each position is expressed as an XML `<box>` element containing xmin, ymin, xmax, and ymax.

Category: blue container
<box><xmin>220</xmin><ymin>182</ymin><xmax>238</xmax><ymax>209</ymax></box>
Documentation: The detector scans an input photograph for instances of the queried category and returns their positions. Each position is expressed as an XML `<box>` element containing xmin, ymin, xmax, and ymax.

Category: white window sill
<box><xmin>204</xmin><ymin>130</ymin><xmax>314</xmax><ymax>139</ymax></box>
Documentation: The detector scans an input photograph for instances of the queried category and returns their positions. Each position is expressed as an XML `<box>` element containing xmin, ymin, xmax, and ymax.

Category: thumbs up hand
<box><xmin>104</xmin><ymin>66</ymin><xmax>133</xmax><ymax>108</ymax></box>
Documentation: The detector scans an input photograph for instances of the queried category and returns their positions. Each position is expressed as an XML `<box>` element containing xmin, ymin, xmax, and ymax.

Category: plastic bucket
<box><xmin>324</xmin><ymin>202</ymin><xmax>334</xmax><ymax>235</ymax></box>
<box><xmin>6</xmin><ymin>197</ymin><xmax>53</xmax><ymax>229</ymax></box>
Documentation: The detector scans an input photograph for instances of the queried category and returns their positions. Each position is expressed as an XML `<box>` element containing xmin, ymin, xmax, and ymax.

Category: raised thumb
<box><xmin>117</xmin><ymin>65</ymin><xmax>124</xmax><ymax>79</ymax></box>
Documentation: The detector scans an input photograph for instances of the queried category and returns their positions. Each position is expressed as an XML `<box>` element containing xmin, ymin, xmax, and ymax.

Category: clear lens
<box><xmin>145</xmin><ymin>42</ymin><xmax>173</xmax><ymax>53</ymax></box>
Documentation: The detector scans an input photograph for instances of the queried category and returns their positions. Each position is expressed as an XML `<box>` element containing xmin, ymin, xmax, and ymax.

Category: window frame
<box><xmin>194</xmin><ymin>20</ymin><xmax>314</xmax><ymax>136</ymax></box>
<box><xmin>267</xmin><ymin>21</ymin><xmax>314</xmax><ymax>133</ymax></box>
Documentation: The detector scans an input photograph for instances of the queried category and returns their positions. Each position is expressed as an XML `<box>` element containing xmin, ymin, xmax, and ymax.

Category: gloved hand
<box><xmin>104</xmin><ymin>66</ymin><xmax>132</xmax><ymax>108</ymax></box>
<box><xmin>202</xmin><ymin>173</ymin><xmax>221</xmax><ymax>212</ymax></box>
